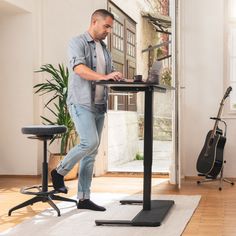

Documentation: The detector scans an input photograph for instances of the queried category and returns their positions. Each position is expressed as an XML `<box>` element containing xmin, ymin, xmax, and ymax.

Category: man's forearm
<box><xmin>74</xmin><ymin>64</ymin><xmax>106</xmax><ymax>81</ymax></box>
<box><xmin>74</xmin><ymin>64</ymin><xmax>123</xmax><ymax>81</ymax></box>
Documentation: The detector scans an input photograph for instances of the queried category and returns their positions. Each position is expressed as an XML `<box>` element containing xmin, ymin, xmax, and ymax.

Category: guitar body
<box><xmin>196</xmin><ymin>130</ymin><xmax>226</xmax><ymax>177</ymax></box>
<box><xmin>208</xmin><ymin>135</ymin><xmax>226</xmax><ymax>177</ymax></box>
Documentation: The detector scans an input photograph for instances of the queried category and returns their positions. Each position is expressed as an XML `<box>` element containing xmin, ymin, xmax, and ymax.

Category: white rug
<box><xmin>1</xmin><ymin>193</ymin><xmax>201</xmax><ymax>236</ymax></box>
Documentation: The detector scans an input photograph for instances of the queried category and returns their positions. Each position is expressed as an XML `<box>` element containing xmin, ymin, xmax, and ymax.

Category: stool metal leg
<box><xmin>51</xmin><ymin>194</ymin><xmax>77</xmax><ymax>204</ymax></box>
<box><xmin>47</xmin><ymin>195</ymin><xmax>61</xmax><ymax>216</ymax></box>
<box><xmin>8</xmin><ymin>196</ymin><xmax>43</xmax><ymax>216</ymax></box>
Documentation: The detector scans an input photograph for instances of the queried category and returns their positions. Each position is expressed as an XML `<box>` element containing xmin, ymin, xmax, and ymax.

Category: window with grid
<box><xmin>127</xmin><ymin>29</ymin><xmax>135</xmax><ymax>57</ymax></box>
<box><xmin>108</xmin><ymin>1</ymin><xmax>137</xmax><ymax>111</ymax></box>
<box><xmin>112</xmin><ymin>20</ymin><xmax>124</xmax><ymax>52</ymax></box>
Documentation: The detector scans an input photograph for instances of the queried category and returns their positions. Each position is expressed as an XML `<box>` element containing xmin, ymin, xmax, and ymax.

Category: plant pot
<box><xmin>48</xmin><ymin>153</ymin><xmax>79</xmax><ymax>181</ymax></box>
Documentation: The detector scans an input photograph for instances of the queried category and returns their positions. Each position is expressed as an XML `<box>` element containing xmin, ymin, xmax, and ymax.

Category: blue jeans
<box><xmin>56</xmin><ymin>104</ymin><xmax>105</xmax><ymax>199</ymax></box>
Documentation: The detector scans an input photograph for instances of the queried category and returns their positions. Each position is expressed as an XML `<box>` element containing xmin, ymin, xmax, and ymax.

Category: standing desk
<box><xmin>95</xmin><ymin>81</ymin><xmax>174</xmax><ymax>227</ymax></box>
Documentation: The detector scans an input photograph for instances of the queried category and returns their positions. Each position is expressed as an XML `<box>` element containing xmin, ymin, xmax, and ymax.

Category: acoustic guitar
<box><xmin>196</xmin><ymin>86</ymin><xmax>232</xmax><ymax>177</ymax></box>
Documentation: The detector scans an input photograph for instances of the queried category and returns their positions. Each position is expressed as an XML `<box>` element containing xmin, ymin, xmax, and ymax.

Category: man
<box><xmin>51</xmin><ymin>9</ymin><xmax>123</xmax><ymax>211</ymax></box>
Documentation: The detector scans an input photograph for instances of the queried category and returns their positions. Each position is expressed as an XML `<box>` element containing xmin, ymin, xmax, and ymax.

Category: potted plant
<box><xmin>34</xmin><ymin>63</ymin><xmax>78</xmax><ymax>180</ymax></box>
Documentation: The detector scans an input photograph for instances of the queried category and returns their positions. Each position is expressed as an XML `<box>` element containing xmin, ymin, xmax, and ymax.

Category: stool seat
<box><xmin>22</xmin><ymin>125</ymin><xmax>67</xmax><ymax>136</ymax></box>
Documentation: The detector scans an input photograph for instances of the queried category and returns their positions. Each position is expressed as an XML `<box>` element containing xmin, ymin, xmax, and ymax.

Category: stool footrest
<box><xmin>20</xmin><ymin>185</ymin><xmax>60</xmax><ymax>196</ymax></box>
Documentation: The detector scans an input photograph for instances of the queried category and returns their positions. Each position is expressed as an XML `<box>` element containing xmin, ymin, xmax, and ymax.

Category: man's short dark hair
<box><xmin>91</xmin><ymin>9</ymin><xmax>114</xmax><ymax>20</ymax></box>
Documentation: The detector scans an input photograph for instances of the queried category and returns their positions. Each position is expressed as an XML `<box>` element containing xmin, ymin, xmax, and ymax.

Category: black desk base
<box><xmin>95</xmin><ymin>200</ymin><xmax>174</xmax><ymax>227</ymax></box>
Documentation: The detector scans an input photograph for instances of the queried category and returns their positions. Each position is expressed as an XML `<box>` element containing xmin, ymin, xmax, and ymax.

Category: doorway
<box><xmin>106</xmin><ymin>1</ymin><xmax>174</xmax><ymax>176</ymax></box>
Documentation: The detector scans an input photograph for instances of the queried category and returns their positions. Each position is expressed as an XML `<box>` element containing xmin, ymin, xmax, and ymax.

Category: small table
<box><xmin>95</xmin><ymin>81</ymin><xmax>175</xmax><ymax>227</ymax></box>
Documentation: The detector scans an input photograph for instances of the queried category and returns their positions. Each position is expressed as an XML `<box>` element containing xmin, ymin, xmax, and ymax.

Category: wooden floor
<box><xmin>0</xmin><ymin>175</ymin><xmax>236</xmax><ymax>235</ymax></box>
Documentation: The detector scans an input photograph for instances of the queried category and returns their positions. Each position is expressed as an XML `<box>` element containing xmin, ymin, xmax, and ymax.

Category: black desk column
<box><xmin>143</xmin><ymin>86</ymin><xmax>153</xmax><ymax>210</ymax></box>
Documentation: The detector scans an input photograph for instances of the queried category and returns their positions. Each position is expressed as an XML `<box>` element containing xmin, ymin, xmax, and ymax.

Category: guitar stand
<box><xmin>197</xmin><ymin>160</ymin><xmax>234</xmax><ymax>191</ymax></box>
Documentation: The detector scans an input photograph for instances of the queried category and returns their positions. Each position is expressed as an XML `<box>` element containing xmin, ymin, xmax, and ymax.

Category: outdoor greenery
<box><xmin>135</xmin><ymin>153</ymin><xmax>144</xmax><ymax>160</ymax></box>
<box><xmin>161</xmin><ymin>67</ymin><xmax>172</xmax><ymax>86</ymax></box>
<box><xmin>34</xmin><ymin>64</ymin><xmax>77</xmax><ymax>154</ymax></box>
<box><xmin>156</xmin><ymin>47</ymin><xmax>164</xmax><ymax>59</ymax></box>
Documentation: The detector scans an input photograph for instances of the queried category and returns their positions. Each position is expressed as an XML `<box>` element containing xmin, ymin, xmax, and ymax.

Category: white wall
<box><xmin>180</xmin><ymin>0</ymin><xmax>236</xmax><ymax>177</ymax></box>
<box><xmin>0</xmin><ymin>0</ymin><xmax>107</xmax><ymax>175</ymax></box>
<box><xmin>0</xmin><ymin>0</ymin><xmax>37</xmax><ymax>175</ymax></box>
<box><xmin>41</xmin><ymin>0</ymin><xmax>107</xmax><ymax>65</ymax></box>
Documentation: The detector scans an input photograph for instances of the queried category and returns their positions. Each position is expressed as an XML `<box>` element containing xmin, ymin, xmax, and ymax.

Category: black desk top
<box><xmin>95</xmin><ymin>80</ymin><xmax>174</xmax><ymax>92</ymax></box>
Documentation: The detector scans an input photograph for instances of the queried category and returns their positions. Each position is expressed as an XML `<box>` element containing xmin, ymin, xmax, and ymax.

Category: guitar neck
<box><xmin>211</xmin><ymin>100</ymin><xmax>224</xmax><ymax>136</ymax></box>
<box><xmin>211</xmin><ymin>87</ymin><xmax>232</xmax><ymax>136</ymax></box>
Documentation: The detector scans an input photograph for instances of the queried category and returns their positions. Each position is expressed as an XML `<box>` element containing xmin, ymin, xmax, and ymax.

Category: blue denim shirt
<box><xmin>67</xmin><ymin>31</ymin><xmax>113</xmax><ymax>112</ymax></box>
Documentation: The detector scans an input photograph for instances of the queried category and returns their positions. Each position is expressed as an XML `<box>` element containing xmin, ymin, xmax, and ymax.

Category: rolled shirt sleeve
<box><xmin>68</xmin><ymin>37</ymin><xmax>86</xmax><ymax>70</ymax></box>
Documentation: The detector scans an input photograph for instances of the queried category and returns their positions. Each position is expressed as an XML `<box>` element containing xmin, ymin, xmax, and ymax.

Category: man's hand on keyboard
<box><xmin>105</xmin><ymin>72</ymin><xmax>123</xmax><ymax>81</ymax></box>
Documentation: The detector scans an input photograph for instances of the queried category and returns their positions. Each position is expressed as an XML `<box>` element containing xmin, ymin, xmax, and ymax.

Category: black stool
<box><xmin>8</xmin><ymin>125</ymin><xmax>77</xmax><ymax>217</ymax></box>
